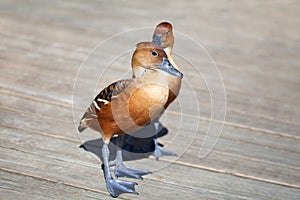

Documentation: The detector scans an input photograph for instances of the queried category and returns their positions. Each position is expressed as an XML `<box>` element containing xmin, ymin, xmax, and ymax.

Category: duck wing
<box><xmin>78</xmin><ymin>79</ymin><xmax>132</xmax><ymax>132</ymax></box>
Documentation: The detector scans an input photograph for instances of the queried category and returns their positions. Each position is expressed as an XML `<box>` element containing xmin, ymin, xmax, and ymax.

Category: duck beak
<box><xmin>157</xmin><ymin>57</ymin><xmax>183</xmax><ymax>78</ymax></box>
<box><xmin>152</xmin><ymin>34</ymin><xmax>162</xmax><ymax>46</ymax></box>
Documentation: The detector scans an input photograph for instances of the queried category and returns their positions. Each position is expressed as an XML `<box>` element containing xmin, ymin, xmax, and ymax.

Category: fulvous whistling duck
<box><xmin>78</xmin><ymin>42</ymin><xmax>183</xmax><ymax>197</ymax></box>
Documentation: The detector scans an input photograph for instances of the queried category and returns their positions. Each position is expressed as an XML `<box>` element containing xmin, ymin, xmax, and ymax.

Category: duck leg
<box><xmin>101</xmin><ymin>142</ymin><xmax>138</xmax><ymax>198</ymax></box>
<box><xmin>114</xmin><ymin>136</ymin><xmax>151</xmax><ymax>179</ymax></box>
<box><xmin>152</xmin><ymin>121</ymin><xmax>177</xmax><ymax>160</ymax></box>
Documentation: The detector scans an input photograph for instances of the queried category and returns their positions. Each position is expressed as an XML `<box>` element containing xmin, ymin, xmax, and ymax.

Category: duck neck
<box><xmin>132</xmin><ymin>67</ymin><xmax>147</xmax><ymax>78</ymax></box>
<box><xmin>141</xmin><ymin>70</ymin><xmax>169</xmax><ymax>86</ymax></box>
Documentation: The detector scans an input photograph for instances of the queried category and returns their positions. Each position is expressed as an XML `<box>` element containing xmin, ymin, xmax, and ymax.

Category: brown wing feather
<box><xmin>78</xmin><ymin>79</ymin><xmax>132</xmax><ymax>132</ymax></box>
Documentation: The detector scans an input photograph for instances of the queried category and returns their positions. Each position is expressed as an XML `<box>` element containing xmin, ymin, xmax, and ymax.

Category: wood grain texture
<box><xmin>1</xmin><ymin>0</ymin><xmax>299</xmax><ymax>199</ymax></box>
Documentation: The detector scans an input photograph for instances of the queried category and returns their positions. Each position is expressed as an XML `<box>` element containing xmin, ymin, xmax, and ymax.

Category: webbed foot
<box><xmin>114</xmin><ymin>163</ymin><xmax>151</xmax><ymax>179</ymax></box>
<box><xmin>152</xmin><ymin>139</ymin><xmax>177</xmax><ymax>160</ymax></box>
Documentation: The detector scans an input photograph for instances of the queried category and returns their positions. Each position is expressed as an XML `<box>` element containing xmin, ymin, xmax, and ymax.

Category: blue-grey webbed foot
<box><xmin>105</xmin><ymin>175</ymin><xmax>138</xmax><ymax>198</ymax></box>
<box><xmin>152</xmin><ymin>138</ymin><xmax>177</xmax><ymax>160</ymax></box>
<box><xmin>114</xmin><ymin>163</ymin><xmax>151</xmax><ymax>180</ymax></box>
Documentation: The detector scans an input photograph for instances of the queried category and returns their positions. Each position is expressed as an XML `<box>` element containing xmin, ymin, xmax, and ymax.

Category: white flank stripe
<box><xmin>97</xmin><ymin>98</ymin><xmax>109</xmax><ymax>104</ymax></box>
<box><xmin>93</xmin><ymin>100</ymin><xmax>100</xmax><ymax>110</ymax></box>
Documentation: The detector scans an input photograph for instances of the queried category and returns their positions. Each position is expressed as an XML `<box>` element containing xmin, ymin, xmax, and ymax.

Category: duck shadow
<box><xmin>80</xmin><ymin>123</ymin><xmax>168</xmax><ymax>162</ymax></box>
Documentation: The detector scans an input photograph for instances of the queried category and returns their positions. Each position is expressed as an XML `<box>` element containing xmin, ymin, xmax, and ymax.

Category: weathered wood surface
<box><xmin>1</xmin><ymin>0</ymin><xmax>300</xmax><ymax>199</ymax></box>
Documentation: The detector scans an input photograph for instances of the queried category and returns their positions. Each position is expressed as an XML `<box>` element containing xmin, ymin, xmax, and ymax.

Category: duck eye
<box><xmin>152</xmin><ymin>51</ymin><xmax>158</xmax><ymax>57</ymax></box>
<box><xmin>166</xmin><ymin>30</ymin><xmax>169</xmax><ymax>35</ymax></box>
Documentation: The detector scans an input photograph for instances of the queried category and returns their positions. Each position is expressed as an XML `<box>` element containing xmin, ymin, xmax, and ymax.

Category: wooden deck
<box><xmin>1</xmin><ymin>0</ymin><xmax>300</xmax><ymax>199</ymax></box>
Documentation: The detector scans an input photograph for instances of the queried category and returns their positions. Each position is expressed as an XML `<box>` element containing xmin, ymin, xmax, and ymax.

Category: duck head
<box><xmin>131</xmin><ymin>42</ymin><xmax>182</xmax><ymax>78</ymax></box>
<box><xmin>152</xmin><ymin>22</ymin><xmax>174</xmax><ymax>54</ymax></box>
